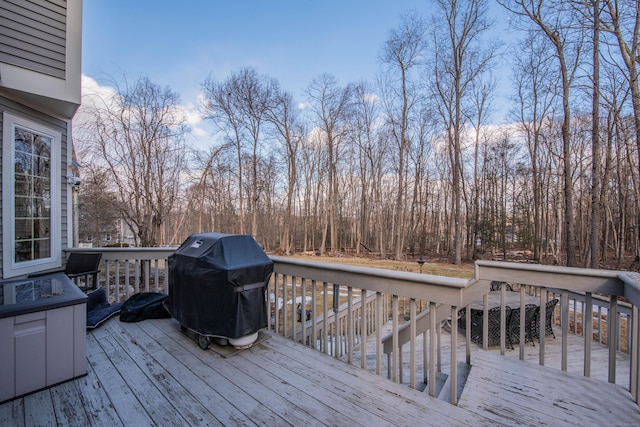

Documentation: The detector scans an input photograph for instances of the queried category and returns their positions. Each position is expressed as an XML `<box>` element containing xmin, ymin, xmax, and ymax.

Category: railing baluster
<box><xmin>428</xmin><ymin>301</ymin><xmax>436</xmax><ymax>397</ymax></box>
<box><xmin>361</xmin><ymin>288</ymin><xmax>367</xmax><ymax>370</ymax></box>
<box><xmin>124</xmin><ymin>260</ymin><xmax>131</xmax><ymax>298</ymax></box>
<box><xmin>301</xmin><ymin>278</ymin><xmax>307</xmax><ymax>346</ymax></box>
<box><xmin>375</xmin><ymin>291</ymin><xmax>382</xmax><ymax>376</ymax></box>
<box><xmin>585</xmin><ymin>292</ymin><xmax>593</xmax><ymax>377</ymax></box>
<box><xmin>311</xmin><ymin>280</ymin><xmax>317</xmax><ymax>350</ymax></box>
<box><xmin>291</xmin><ymin>275</ymin><xmax>297</xmax><ymax>342</ymax></box>
<box><xmin>631</xmin><ymin>306</ymin><xmax>639</xmax><ymax>402</ymax></box>
<box><xmin>115</xmin><ymin>261</ymin><xmax>121</xmax><ymax>302</ymax></box>
<box><xmin>610</xmin><ymin>295</ymin><xmax>618</xmax><ymax>383</ymax></box>
<box><xmin>273</xmin><ymin>273</ymin><xmax>279</xmax><ymax>334</ymax></box>
<box><xmin>561</xmin><ymin>290</ymin><xmax>569</xmax><ymax>371</ymax></box>
<box><xmin>323</xmin><ymin>282</ymin><xmax>328</xmax><ymax>355</ymax></box>
<box><xmin>154</xmin><ymin>259</ymin><xmax>159</xmax><ymax>292</ymax></box>
<box><xmin>347</xmin><ymin>286</ymin><xmax>353</xmax><ymax>364</ymax></box>
<box><xmin>391</xmin><ymin>295</ymin><xmax>399</xmax><ymax>382</ymax></box>
<box><xmin>450</xmin><ymin>305</ymin><xmax>458</xmax><ymax>405</ymax></box>
<box><xmin>409</xmin><ymin>298</ymin><xmax>416</xmax><ymax>389</ymax></box>
<box><xmin>282</xmin><ymin>274</ymin><xmax>288</xmax><ymax>340</ymax></box>
<box><xmin>539</xmin><ymin>289</ymin><xmax>547</xmax><ymax>366</ymax></box>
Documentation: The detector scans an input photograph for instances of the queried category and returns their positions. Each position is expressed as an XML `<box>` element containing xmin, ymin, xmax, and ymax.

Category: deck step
<box><xmin>436</xmin><ymin>361</ymin><xmax>472</xmax><ymax>403</ymax></box>
<box><xmin>458</xmin><ymin>350</ymin><xmax>640</xmax><ymax>425</ymax></box>
<box><xmin>419</xmin><ymin>371</ymin><xmax>449</xmax><ymax>397</ymax></box>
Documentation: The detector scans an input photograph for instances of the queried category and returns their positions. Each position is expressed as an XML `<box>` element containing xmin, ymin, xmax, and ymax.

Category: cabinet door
<box><xmin>15</xmin><ymin>313</ymin><xmax>46</xmax><ymax>396</ymax></box>
<box><xmin>0</xmin><ymin>317</ymin><xmax>15</xmax><ymax>401</ymax></box>
<box><xmin>47</xmin><ymin>306</ymin><xmax>74</xmax><ymax>385</ymax></box>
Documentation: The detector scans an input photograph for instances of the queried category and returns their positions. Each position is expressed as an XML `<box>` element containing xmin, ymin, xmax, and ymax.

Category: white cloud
<box><xmin>77</xmin><ymin>74</ymin><xmax>211</xmax><ymax>141</ymax></box>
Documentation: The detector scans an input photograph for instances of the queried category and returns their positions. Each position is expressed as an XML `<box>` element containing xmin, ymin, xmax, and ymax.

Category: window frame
<box><xmin>2</xmin><ymin>112</ymin><xmax>62</xmax><ymax>278</ymax></box>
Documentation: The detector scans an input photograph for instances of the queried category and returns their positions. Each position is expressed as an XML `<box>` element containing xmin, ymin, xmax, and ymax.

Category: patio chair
<box><xmin>64</xmin><ymin>252</ymin><xmax>103</xmax><ymax>292</ymax></box>
<box><xmin>508</xmin><ymin>304</ymin><xmax>539</xmax><ymax>347</ymax></box>
<box><xmin>535</xmin><ymin>298</ymin><xmax>560</xmax><ymax>339</ymax></box>
<box><xmin>536</xmin><ymin>298</ymin><xmax>560</xmax><ymax>339</ymax></box>
<box><xmin>490</xmin><ymin>281</ymin><xmax>514</xmax><ymax>292</ymax></box>
<box><xmin>28</xmin><ymin>252</ymin><xmax>102</xmax><ymax>292</ymax></box>
<box><xmin>469</xmin><ymin>306</ymin><xmax>512</xmax><ymax>347</ymax></box>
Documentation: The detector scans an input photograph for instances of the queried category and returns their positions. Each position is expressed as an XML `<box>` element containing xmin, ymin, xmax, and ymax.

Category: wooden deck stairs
<box><xmin>457</xmin><ymin>350</ymin><xmax>640</xmax><ymax>425</ymax></box>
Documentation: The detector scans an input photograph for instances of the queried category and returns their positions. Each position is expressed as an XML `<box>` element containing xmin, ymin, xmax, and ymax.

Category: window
<box><xmin>3</xmin><ymin>112</ymin><xmax>61</xmax><ymax>277</ymax></box>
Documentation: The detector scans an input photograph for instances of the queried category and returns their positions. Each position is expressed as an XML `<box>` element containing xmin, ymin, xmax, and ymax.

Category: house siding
<box><xmin>0</xmin><ymin>95</ymin><xmax>69</xmax><ymax>278</ymax></box>
<box><xmin>0</xmin><ymin>0</ymin><xmax>67</xmax><ymax>79</ymax></box>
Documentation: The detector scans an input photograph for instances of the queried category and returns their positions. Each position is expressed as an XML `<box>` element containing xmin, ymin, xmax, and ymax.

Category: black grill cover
<box><xmin>168</xmin><ymin>233</ymin><xmax>273</xmax><ymax>339</ymax></box>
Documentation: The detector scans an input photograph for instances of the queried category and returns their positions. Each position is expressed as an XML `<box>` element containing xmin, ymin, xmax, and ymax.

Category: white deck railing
<box><xmin>65</xmin><ymin>248</ymin><xmax>640</xmax><ymax>407</ymax></box>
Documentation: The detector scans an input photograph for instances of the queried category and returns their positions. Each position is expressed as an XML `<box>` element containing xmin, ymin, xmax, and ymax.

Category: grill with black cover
<box><xmin>168</xmin><ymin>232</ymin><xmax>273</xmax><ymax>349</ymax></box>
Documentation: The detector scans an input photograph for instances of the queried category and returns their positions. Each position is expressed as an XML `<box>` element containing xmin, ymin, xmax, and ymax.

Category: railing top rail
<box><xmin>65</xmin><ymin>246</ymin><xmax>177</xmax><ymax>261</ymax></box>
<box><xmin>475</xmin><ymin>260</ymin><xmax>625</xmax><ymax>297</ymax></box>
<box><xmin>618</xmin><ymin>272</ymin><xmax>640</xmax><ymax>307</ymax></box>
<box><xmin>270</xmin><ymin>255</ymin><xmax>470</xmax><ymax>306</ymax></box>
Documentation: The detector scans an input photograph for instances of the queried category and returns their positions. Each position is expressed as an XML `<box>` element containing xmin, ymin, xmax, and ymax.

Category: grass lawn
<box><xmin>283</xmin><ymin>254</ymin><xmax>475</xmax><ymax>279</ymax></box>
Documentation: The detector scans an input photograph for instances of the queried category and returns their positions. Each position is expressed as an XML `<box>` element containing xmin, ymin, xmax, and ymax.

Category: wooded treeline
<box><xmin>75</xmin><ymin>0</ymin><xmax>640</xmax><ymax>268</ymax></box>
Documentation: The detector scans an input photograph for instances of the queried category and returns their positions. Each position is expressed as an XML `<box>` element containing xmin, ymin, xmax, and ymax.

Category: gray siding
<box><xmin>0</xmin><ymin>0</ymin><xmax>67</xmax><ymax>79</ymax></box>
<box><xmin>0</xmin><ymin>95</ymin><xmax>69</xmax><ymax>278</ymax></box>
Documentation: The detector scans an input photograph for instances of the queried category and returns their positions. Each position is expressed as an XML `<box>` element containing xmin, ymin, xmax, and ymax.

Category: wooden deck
<box><xmin>1</xmin><ymin>316</ymin><xmax>639</xmax><ymax>426</ymax></box>
<box><xmin>0</xmin><ymin>317</ymin><xmax>497</xmax><ymax>426</ymax></box>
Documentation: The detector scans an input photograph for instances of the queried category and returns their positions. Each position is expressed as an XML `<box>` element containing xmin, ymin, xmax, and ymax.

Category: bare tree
<box><xmin>76</xmin><ymin>164</ymin><xmax>120</xmax><ymax>246</ymax></box>
<box><xmin>265</xmin><ymin>81</ymin><xmax>304</xmax><ymax>254</ymax></box>
<box><xmin>305</xmin><ymin>74</ymin><xmax>352</xmax><ymax>254</ymax></box>
<box><xmin>501</xmin><ymin>0</ymin><xmax>585</xmax><ymax>266</ymax></box>
<box><xmin>80</xmin><ymin>76</ymin><xmax>188</xmax><ymax>246</ymax></box>
<box><xmin>511</xmin><ymin>31</ymin><xmax>559</xmax><ymax>262</ymax></box>
<box><xmin>431</xmin><ymin>0</ymin><xmax>497</xmax><ymax>264</ymax></box>
<box><xmin>379</xmin><ymin>11</ymin><xmax>426</xmax><ymax>260</ymax></box>
<box><xmin>600</xmin><ymin>0</ymin><xmax>640</xmax><ymax>256</ymax></box>
<box><xmin>202</xmin><ymin>67</ymin><xmax>272</xmax><ymax>238</ymax></box>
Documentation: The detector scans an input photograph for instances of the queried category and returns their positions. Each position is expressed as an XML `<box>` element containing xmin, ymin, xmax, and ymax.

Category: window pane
<box><xmin>13</xmin><ymin>125</ymin><xmax>53</xmax><ymax>265</ymax></box>
<box><xmin>33</xmin><ymin>239</ymin><xmax>51</xmax><ymax>260</ymax></box>
<box><xmin>33</xmin><ymin>217</ymin><xmax>50</xmax><ymax>239</ymax></box>
<box><xmin>15</xmin><ymin>150</ymin><xmax>32</xmax><ymax>175</ymax></box>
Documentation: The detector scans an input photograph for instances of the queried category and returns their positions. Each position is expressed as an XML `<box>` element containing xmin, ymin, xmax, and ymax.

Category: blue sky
<box><xmin>82</xmin><ymin>1</ymin><xmax>433</xmax><ymax>105</ymax></box>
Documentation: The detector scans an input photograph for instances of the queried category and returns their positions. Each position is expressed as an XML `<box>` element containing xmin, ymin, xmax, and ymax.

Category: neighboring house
<box><xmin>0</xmin><ymin>0</ymin><xmax>83</xmax><ymax>279</ymax></box>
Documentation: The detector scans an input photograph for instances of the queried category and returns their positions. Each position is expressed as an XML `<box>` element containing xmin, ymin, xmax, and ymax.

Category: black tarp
<box><xmin>168</xmin><ymin>233</ymin><xmax>273</xmax><ymax>339</ymax></box>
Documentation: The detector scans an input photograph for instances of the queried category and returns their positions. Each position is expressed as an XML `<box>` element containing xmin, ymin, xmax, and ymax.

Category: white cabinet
<box><xmin>0</xmin><ymin>274</ymin><xmax>86</xmax><ymax>403</ymax></box>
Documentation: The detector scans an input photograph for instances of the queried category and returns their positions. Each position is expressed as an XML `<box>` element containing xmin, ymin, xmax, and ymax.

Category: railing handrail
<box><xmin>65</xmin><ymin>246</ymin><xmax>177</xmax><ymax>261</ymax></box>
<box><xmin>474</xmin><ymin>260</ymin><xmax>626</xmax><ymax>297</ymax></box>
<box><xmin>270</xmin><ymin>255</ymin><xmax>470</xmax><ymax>306</ymax></box>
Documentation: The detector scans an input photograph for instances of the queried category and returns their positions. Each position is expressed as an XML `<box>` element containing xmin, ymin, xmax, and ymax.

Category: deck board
<box><xmin>1</xmin><ymin>316</ymin><xmax>639</xmax><ymax>426</ymax></box>
<box><xmin>459</xmin><ymin>350</ymin><xmax>640</xmax><ymax>426</ymax></box>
